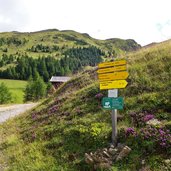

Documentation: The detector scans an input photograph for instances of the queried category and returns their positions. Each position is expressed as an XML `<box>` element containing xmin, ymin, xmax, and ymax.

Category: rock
<box><xmin>85</xmin><ymin>153</ymin><xmax>94</xmax><ymax>164</ymax></box>
<box><xmin>117</xmin><ymin>143</ymin><xmax>125</xmax><ymax>150</ymax></box>
<box><xmin>141</xmin><ymin>159</ymin><xmax>145</xmax><ymax>165</ymax></box>
<box><xmin>108</xmin><ymin>148</ymin><xmax>117</xmax><ymax>155</ymax></box>
<box><xmin>109</xmin><ymin>144</ymin><xmax>115</xmax><ymax>149</ymax></box>
<box><xmin>85</xmin><ymin>144</ymin><xmax>131</xmax><ymax>169</ymax></box>
<box><xmin>146</xmin><ymin>118</ymin><xmax>161</xmax><ymax>126</ymax></box>
<box><xmin>139</xmin><ymin>166</ymin><xmax>151</xmax><ymax>171</ymax></box>
<box><xmin>116</xmin><ymin>146</ymin><xmax>131</xmax><ymax>161</ymax></box>
<box><xmin>90</xmin><ymin>152</ymin><xmax>93</xmax><ymax>156</ymax></box>
<box><xmin>103</xmin><ymin>151</ymin><xmax>111</xmax><ymax>158</ymax></box>
<box><xmin>95</xmin><ymin>162</ymin><xmax>111</xmax><ymax>169</ymax></box>
<box><xmin>103</xmin><ymin>148</ymin><xmax>108</xmax><ymax>152</ymax></box>
<box><xmin>164</xmin><ymin>159</ymin><xmax>171</xmax><ymax>165</ymax></box>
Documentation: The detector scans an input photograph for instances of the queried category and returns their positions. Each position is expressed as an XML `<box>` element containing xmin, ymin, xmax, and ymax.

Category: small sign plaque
<box><xmin>102</xmin><ymin>97</ymin><xmax>124</xmax><ymax>110</ymax></box>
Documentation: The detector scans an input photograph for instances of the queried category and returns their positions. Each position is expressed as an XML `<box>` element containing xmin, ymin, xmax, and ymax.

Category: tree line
<box><xmin>0</xmin><ymin>37</ymin><xmax>27</xmax><ymax>46</ymax></box>
<box><xmin>0</xmin><ymin>46</ymin><xmax>104</xmax><ymax>82</ymax></box>
<box><xmin>0</xmin><ymin>74</ymin><xmax>51</xmax><ymax>104</ymax></box>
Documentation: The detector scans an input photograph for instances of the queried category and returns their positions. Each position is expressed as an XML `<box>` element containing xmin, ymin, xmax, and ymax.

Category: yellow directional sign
<box><xmin>98</xmin><ymin>60</ymin><xmax>126</xmax><ymax>68</ymax></box>
<box><xmin>98</xmin><ymin>71</ymin><xmax>129</xmax><ymax>81</ymax></box>
<box><xmin>97</xmin><ymin>65</ymin><xmax>127</xmax><ymax>74</ymax></box>
<box><xmin>100</xmin><ymin>80</ymin><xmax>128</xmax><ymax>90</ymax></box>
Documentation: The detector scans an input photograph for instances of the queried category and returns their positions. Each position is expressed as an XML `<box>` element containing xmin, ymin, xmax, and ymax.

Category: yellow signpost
<box><xmin>98</xmin><ymin>71</ymin><xmax>129</xmax><ymax>81</ymax></box>
<box><xmin>97</xmin><ymin>65</ymin><xmax>127</xmax><ymax>74</ymax></box>
<box><xmin>100</xmin><ymin>80</ymin><xmax>128</xmax><ymax>90</ymax></box>
<box><xmin>98</xmin><ymin>59</ymin><xmax>126</xmax><ymax>68</ymax></box>
<box><xmin>97</xmin><ymin>59</ymin><xmax>129</xmax><ymax>145</ymax></box>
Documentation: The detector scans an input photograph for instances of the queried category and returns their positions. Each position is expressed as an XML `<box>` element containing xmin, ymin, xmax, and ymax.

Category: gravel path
<box><xmin>0</xmin><ymin>103</ymin><xmax>38</xmax><ymax>124</ymax></box>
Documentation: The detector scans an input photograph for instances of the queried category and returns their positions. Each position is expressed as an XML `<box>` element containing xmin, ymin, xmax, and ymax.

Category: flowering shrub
<box><xmin>95</xmin><ymin>93</ymin><xmax>104</xmax><ymax>99</ymax></box>
<box><xmin>32</xmin><ymin>113</ymin><xmax>37</xmax><ymax>120</ymax></box>
<box><xmin>129</xmin><ymin>112</ymin><xmax>145</xmax><ymax>127</ymax></box>
<box><xmin>140</xmin><ymin>126</ymin><xmax>171</xmax><ymax>149</ymax></box>
<box><xmin>143</xmin><ymin>114</ymin><xmax>154</xmax><ymax>122</ymax></box>
<box><xmin>130</xmin><ymin>111</ymin><xmax>156</xmax><ymax>127</ymax></box>
<box><xmin>48</xmin><ymin>105</ymin><xmax>58</xmax><ymax>114</ymax></box>
<box><xmin>125</xmin><ymin>127</ymin><xmax>136</xmax><ymax>136</ymax></box>
<box><xmin>124</xmin><ymin>125</ymin><xmax>171</xmax><ymax>153</ymax></box>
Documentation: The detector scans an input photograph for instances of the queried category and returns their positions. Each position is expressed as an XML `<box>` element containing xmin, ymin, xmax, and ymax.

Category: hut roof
<box><xmin>50</xmin><ymin>76</ymin><xmax>71</xmax><ymax>83</ymax></box>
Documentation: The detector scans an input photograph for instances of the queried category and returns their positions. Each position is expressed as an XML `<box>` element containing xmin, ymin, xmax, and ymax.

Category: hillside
<box><xmin>0</xmin><ymin>29</ymin><xmax>141</xmax><ymax>81</ymax></box>
<box><xmin>0</xmin><ymin>29</ymin><xmax>141</xmax><ymax>58</ymax></box>
<box><xmin>0</xmin><ymin>40</ymin><xmax>170</xmax><ymax>171</ymax></box>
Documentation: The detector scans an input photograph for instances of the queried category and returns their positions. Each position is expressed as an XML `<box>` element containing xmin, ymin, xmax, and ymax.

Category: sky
<box><xmin>0</xmin><ymin>0</ymin><xmax>171</xmax><ymax>46</ymax></box>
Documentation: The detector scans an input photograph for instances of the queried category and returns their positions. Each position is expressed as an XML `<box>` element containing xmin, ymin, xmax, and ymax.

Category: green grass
<box><xmin>0</xmin><ymin>79</ymin><xmax>27</xmax><ymax>103</ymax></box>
<box><xmin>0</xmin><ymin>40</ymin><xmax>170</xmax><ymax>170</ymax></box>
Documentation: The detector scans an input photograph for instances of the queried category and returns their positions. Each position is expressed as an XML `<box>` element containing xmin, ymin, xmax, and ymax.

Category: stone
<box><xmin>94</xmin><ymin>162</ymin><xmax>111</xmax><ymax>169</ymax></box>
<box><xmin>116</xmin><ymin>146</ymin><xmax>131</xmax><ymax>161</ymax></box>
<box><xmin>117</xmin><ymin>143</ymin><xmax>125</xmax><ymax>150</ymax></box>
<box><xmin>141</xmin><ymin>159</ymin><xmax>145</xmax><ymax>165</ymax></box>
<box><xmin>103</xmin><ymin>151</ymin><xmax>111</xmax><ymax>158</ymax></box>
<box><xmin>85</xmin><ymin>153</ymin><xmax>94</xmax><ymax>164</ymax></box>
<box><xmin>108</xmin><ymin>148</ymin><xmax>118</xmax><ymax>155</ymax></box>
<box><xmin>164</xmin><ymin>159</ymin><xmax>171</xmax><ymax>165</ymax></box>
<box><xmin>109</xmin><ymin>144</ymin><xmax>115</xmax><ymax>149</ymax></box>
<box><xmin>139</xmin><ymin>166</ymin><xmax>151</xmax><ymax>171</ymax></box>
<box><xmin>146</xmin><ymin>118</ymin><xmax>161</xmax><ymax>126</ymax></box>
<box><xmin>103</xmin><ymin>148</ymin><xmax>108</xmax><ymax>152</ymax></box>
<box><xmin>90</xmin><ymin>152</ymin><xmax>93</xmax><ymax>156</ymax></box>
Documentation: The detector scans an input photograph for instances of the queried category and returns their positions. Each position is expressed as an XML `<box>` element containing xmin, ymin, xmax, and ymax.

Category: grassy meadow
<box><xmin>0</xmin><ymin>40</ymin><xmax>170</xmax><ymax>170</ymax></box>
<box><xmin>0</xmin><ymin>79</ymin><xmax>27</xmax><ymax>104</ymax></box>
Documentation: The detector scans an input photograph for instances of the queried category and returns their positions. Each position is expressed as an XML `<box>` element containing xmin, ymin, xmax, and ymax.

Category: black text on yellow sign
<box><xmin>98</xmin><ymin>59</ymin><xmax>127</xmax><ymax>68</ymax></box>
<box><xmin>98</xmin><ymin>71</ymin><xmax>129</xmax><ymax>81</ymax></box>
<box><xmin>97</xmin><ymin>65</ymin><xmax>127</xmax><ymax>74</ymax></box>
<box><xmin>100</xmin><ymin>80</ymin><xmax>128</xmax><ymax>90</ymax></box>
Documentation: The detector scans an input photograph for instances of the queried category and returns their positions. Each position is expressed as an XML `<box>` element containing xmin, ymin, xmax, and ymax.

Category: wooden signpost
<box><xmin>97</xmin><ymin>59</ymin><xmax>129</xmax><ymax>145</ymax></box>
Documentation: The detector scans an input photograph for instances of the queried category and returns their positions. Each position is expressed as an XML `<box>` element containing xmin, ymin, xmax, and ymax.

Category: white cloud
<box><xmin>1</xmin><ymin>0</ymin><xmax>171</xmax><ymax>45</ymax></box>
<box><xmin>156</xmin><ymin>20</ymin><xmax>171</xmax><ymax>40</ymax></box>
<box><xmin>0</xmin><ymin>0</ymin><xmax>29</xmax><ymax>31</ymax></box>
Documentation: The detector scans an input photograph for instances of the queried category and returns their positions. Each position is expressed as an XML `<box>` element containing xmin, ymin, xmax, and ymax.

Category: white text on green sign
<box><xmin>102</xmin><ymin>97</ymin><xmax>124</xmax><ymax>110</ymax></box>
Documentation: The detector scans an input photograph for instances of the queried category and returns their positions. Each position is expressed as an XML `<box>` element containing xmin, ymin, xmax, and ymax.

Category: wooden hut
<box><xmin>50</xmin><ymin>76</ymin><xmax>71</xmax><ymax>89</ymax></box>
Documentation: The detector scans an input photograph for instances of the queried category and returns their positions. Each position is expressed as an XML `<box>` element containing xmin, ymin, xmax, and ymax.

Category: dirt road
<box><xmin>0</xmin><ymin>103</ymin><xmax>38</xmax><ymax>124</ymax></box>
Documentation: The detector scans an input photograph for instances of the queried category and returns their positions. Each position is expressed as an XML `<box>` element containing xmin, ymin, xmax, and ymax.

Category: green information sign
<box><xmin>102</xmin><ymin>97</ymin><xmax>124</xmax><ymax>110</ymax></box>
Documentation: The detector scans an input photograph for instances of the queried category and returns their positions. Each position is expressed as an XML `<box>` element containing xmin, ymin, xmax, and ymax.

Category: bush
<box><xmin>24</xmin><ymin>76</ymin><xmax>47</xmax><ymax>102</ymax></box>
<box><xmin>0</xmin><ymin>82</ymin><xmax>12</xmax><ymax>104</ymax></box>
<box><xmin>124</xmin><ymin>126</ymin><xmax>171</xmax><ymax>153</ymax></box>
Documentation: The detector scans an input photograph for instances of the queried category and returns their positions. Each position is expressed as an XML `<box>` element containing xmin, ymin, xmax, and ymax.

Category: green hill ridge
<box><xmin>0</xmin><ymin>40</ymin><xmax>170</xmax><ymax>170</ymax></box>
<box><xmin>0</xmin><ymin>29</ymin><xmax>141</xmax><ymax>58</ymax></box>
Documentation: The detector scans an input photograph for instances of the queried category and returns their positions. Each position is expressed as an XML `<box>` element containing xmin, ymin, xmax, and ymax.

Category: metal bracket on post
<box><xmin>108</xmin><ymin>89</ymin><xmax>118</xmax><ymax>146</ymax></box>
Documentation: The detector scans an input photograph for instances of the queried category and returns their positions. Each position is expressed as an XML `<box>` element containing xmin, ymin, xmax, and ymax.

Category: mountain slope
<box><xmin>0</xmin><ymin>40</ymin><xmax>170</xmax><ymax>171</ymax></box>
<box><xmin>0</xmin><ymin>29</ymin><xmax>141</xmax><ymax>58</ymax></box>
<box><xmin>0</xmin><ymin>29</ymin><xmax>141</xmax><ymax>81</ymax></box>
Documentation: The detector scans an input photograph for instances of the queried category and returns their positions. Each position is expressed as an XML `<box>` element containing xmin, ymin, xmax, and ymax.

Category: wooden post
<box><xmin>108</xmin><ymin>89</ymin><xmax>118</xmax><ymax>146</ymax></box>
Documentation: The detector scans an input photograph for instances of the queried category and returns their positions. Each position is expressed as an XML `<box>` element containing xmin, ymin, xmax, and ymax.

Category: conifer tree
<box><xmin>0</xmin><ymin>82</ymin><xmax>12</xmax><ymax>104</ymax></box>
